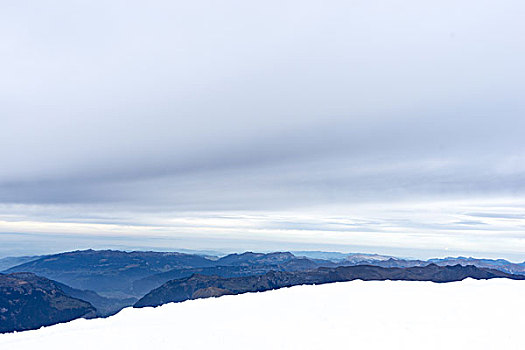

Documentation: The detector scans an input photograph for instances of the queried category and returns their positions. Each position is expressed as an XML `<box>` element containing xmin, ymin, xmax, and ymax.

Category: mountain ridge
<box><xmin>0</xmin><ymin>272</ymin><xmax>95</xmax><ymax>333</ymax></box>
<box><xmin>134</xmin><ymin>263</ymin><xmax>524</xmax><ymax>308</ymax></box>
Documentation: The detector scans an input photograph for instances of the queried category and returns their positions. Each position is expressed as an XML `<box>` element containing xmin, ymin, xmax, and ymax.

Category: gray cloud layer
<box><xmin>1</xmin><ymin>0</ymin><xmax>525</xmax><ymax>257</ymax></box>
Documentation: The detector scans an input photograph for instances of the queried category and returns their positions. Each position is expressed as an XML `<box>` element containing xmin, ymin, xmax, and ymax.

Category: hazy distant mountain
<box><xmin>132</xmin><ymin>255</ymin><xmax>334</xmax><ymax>295</ymax></box>
<box><xmin>6</xmin><ymin>249</ymin><xmax>216</xmax><ymax>298</ymax></box>
<box><xmin>343</xmin><ymin>253</ymin><xmax>397</xmax><ymax>264</ymax></box>
<box><xmin>292</xmin><ymin>252</ymin><xmax>428</xmax><ymax>268</ymax></box>
<box><xmin>0</xmin><ymin>256</ymin><xmax>44</xmax><ymax>272</ymax></box>
<box><xmin>292</xmin><ymin>251</ymin><xmax>396</xmax><ymax>262</ymax></box>
<box><xmin>4</xmin><ymin>249</ymin><xmax>337</xmax><ymax>298</ymax></box>
<box><xmin>0</xmin><ymin>272</ymin><xmax>95</xmax><ymax>333</ymax></box>
<box><xmin>55</xmin><ymin>282</ymin><xmax>136</xmax><ymax>317</ymax></box>
<box><xmin>428</xmin><ymin>257</ymin><xmax>525</xmax><ymax>275</ymax></box>
<box><xmin>134</xmin><ymin>264</ymin><xmax>525</xmax><ymax>308</ymax></box>
<box><xmin>350</xmin><ymin>256</ymin><xmax>525</xmax><ymax>275</ymax></box>
<box><xmin>294</xmin><ymin>252</ymin><xmax>525</xmax><ymax>275</ymax></box>
<box><xmin>215</xmin><ymin>252</ymin><xmax>296</xmax><ymax>265</ymax></box>
<box><xmin>325</xmin><ymin>257</ymin><xmax>428</xmax><ymax>270</ymax></box>
<box><xmin>292</xmin><ymin>251</ymin><xmax>350</xmax><ymax>261</ymax></box>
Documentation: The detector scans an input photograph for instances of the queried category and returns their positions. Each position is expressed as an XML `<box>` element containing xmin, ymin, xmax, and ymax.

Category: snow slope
<box><xmin>1</xmin><ymin>279</ymin><xmax>524</xmax><ymax>349</ymax></box>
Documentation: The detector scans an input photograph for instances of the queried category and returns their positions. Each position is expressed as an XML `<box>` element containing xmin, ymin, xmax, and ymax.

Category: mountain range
<box><xmin>5</xmin><ymin>249</ymin><xmax>215</xmax><ymax>298</ymax></box>
<box><xmin>2</xmin><ymin>249</ymin><xmax>525</xmax><ymax>333</ymax></box>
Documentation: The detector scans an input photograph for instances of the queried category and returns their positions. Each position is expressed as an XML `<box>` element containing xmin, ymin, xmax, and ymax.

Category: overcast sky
<box><xmin>1</xmin><ymin>0</ymin><xmax>525</xmax><ymax>260</ymax></box>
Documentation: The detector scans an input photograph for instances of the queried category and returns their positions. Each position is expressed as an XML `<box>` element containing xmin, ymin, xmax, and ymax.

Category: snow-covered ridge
<box><xmin>1</xmin><ymin>279</ymin><xmax>524</xmax><ymax>349</ymax></box>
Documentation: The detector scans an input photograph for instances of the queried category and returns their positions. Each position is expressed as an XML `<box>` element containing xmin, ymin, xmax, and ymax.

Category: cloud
<box><xmin>0</xmin><ymin>0</ymin><xmax>524</xmax><ymax>258</ymax></box>
<box><xmin>465</xmin><ymin>213</ymin><xmax>525</xmax><ymax>220</ymax></box>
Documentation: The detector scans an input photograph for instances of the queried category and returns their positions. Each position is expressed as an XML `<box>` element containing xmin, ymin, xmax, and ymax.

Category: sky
<box><xmin>1</xmin><ymin>0</ymin><xmax>525</xmax><ymax>260</ymax></box>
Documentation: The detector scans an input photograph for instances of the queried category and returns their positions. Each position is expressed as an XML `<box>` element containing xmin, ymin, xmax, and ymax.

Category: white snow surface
<box><xmin>1</xmin><ymin>279</ymin><xmax>524</xmax><ymax>349</ymax></box>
